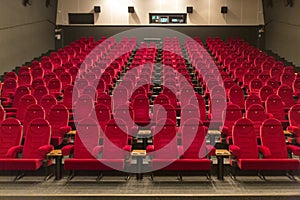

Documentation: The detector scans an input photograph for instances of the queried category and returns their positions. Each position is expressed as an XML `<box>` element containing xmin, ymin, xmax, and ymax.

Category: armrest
<box><xmin>229</xmin><ymin>145</ymin><xmax>241</xmax><ymax>158</ymax></box>
<box><xmin>287</xmin><ymin>126</ymin><xmax>300</xmax><ymax>136</ymax></box>
<box><xmin>220</xmin><ymin>126</ymin><xmax>229</xmax><ymax>136</ymax></box>
<box><xmin>38</xmin><ymin>145</ymin><xmax>54</xmax><ymax>157</ymax></box>
<box><xmin>4</xmin><ymin>107</ymin><xmax>17</xmax><ymax>112</ymax></box>
<box><xmin>59</xmin><ymin>126</ymin><xmax>72</xmax><ymax>136</ymax></box>
<box><xmin>61</xmin><ymin>145</ymin><xmax>74</xmax><ymax>156</ymax></box>
<box><xmin>6</xmin><ymin>145</ymin><xmax>23</xmax><ymax>158</ymax></box>
<box><xmin>146</xmin><ymin>145</ymin><xmax>154</xmax><ymax>153</ymax></box>
<box><xmin>207</xmin><ymin>113</ymin><xmax>212</xmax><ymax>120</ymax></box>
<box><xmin>177</xmin><ymin>145</ymin><xmax>184</xmax><ymax>158</ymax></box>
<box><xmin>92</xmin><ymin>145</ymin><xmax>103</xmax><ymax>157</ymax></box>
<box><xmin>266</xmin><ymin>113</ymin><xmax>273</xmax><ymax>118</ymax></box>
<box><xmin>206</xmin><ymin>145</ymin><xmax>216</xmax><ymax>157</ymax></box>
<box><xmin>258</xmin><ymin>146</ymin><xmax>272</xmax><ymax>158</ymax></box>
<box><xmin>287</xmin><ymin>145</ymin><xmax>300</xmax><ymax>156</ymax></box>
<box><xmin>122</xmin><ymin>145</ymin><xmax>132</xmax><ymax>152</ymax></box>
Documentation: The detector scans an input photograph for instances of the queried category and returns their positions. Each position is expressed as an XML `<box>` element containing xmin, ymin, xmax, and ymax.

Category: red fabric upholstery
<box><xmin>228</xmin><ymin>85</ymin><xmax>245</xmax><ymax>109</ymax></box>
<box><xmin>23</xmin><ymin>104</ymin><xmax>45</xmax><ymax>137</ymax></box>
<box><xmin>246</xmin><ymin>104</ymin><xmax>268</xmax><ymax>136</ymax></box>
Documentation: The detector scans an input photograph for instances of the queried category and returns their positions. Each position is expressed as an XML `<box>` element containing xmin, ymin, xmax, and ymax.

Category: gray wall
<box><xmin>263</xmin><ymin>0</ymin><xmax>300</xmax><ymax>66</ymax></box>
<box><xmin>59</xmin><ymin>25</ymin><xmax>261</xmax><ymax>47</ymax></box>
<box><xmin>0</xmin><ymin>0</ymin><xmax>57</xmax><ymax>74</ymax></box>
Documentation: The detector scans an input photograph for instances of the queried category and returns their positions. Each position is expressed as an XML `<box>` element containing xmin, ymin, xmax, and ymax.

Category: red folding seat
<box><xmin>246</xmin><ymin>104</ymin><xmax>269</xmax><ymax>137</ymax></box>
<box><xmin>47</xmin><ymin>78</ymin><xmax>62</xmax><ymax>97</ymax></box>
<box><xmin>0</xmin><ymin>118</ymin><xmax>22</xmax><ymax>157</ymax></box>
<box><xmin>287</xmin><ymin>104</ymin><xmax>300</xmax><ymax>144</ymax></box>
<box><xmin>18</xmin><ymin>72</ymin><xmax>32</xmax><ymax>87</ymax></box>
<box><xmin>33</xmin><ymin>85</ymin><xmax>49</xmax><ymax>103</ymax></box>
<box><xmin>188</xmin><ymin>94</ymin><xmax>207</xmax><ymax>123</ymax></box>
<box><xmin>149</xmin><ymin>119</ymin><xmax>214</xmax><ymax>179</ymax></box>
<box><xmin>245</xmin><ymin>94</ymin><xmax>262</xmax><ymax>110</ymax></box>
<box><xmin>7</xmin><ymin>94</ymin><xmax>37</xmax><ymax>121</ymax></box>
<box><xmin>22</xmin><ymin>104</ymin><xmax>45</xmax><ymax>138</ymax></box>
<box><xmin>68</xmin><ymin>67</ymin><xmax>79</xmax><ymax>82</ymax></box>
<box><xmin>248</xmin><ymin>66</ymin><xmax>261</xmax><ymax>77</ymax></box>
<box><xmin>265</xmin><ymin>94</ymin><xmax>287</xmax><ymax>123</ymax></box>
<box><xmin>82</xmin><ymin>85</ymin><xmax>98</xmax><ymax>100</ymax></box>
<box><xmin>0</xmin><ymin>118</ymin><xmax>53</xmax><ymax>177</ymax></box>
<box><xmin>53</xmin><ymin>66</ymin><xmax>65</xmax><ymax>77</ymax></box>
<box><xmin>262</xmin><ymin>60</ymin><xmax>275</xmax><ymax>71</ymax></box>
<box><xmin>74</xmin><ymin>78</ymin><xmax>88</xmax><ymax>94</ymax></box>
<box><xmin>161</xmin><ymin>88</ymin><xmax>180</xmax><ymax>108</ymax></box>
<box><xmin>62</xmin><ymin>85</ymin><xmax>78</xmax><ymax>110</ymax></box>
<box><xmin>101</xmin><ymin>72</ymin><xmax>113</xmax><ymax>90</ymax></box>
<box><xmin>234</xmin><ymin>67</ymin><xmax>246</xmax><ymax>84</ymax></box>
<box><xmin>152</xmin><ymin>104</ymin><xmax>176</xmax><ymax>125</ymax></box>
<box><xmin>259</xmin><ymin>85</ymin><xmax>274</xmax><ymax>103</ymax></box>
<box><xmin>4</xmin><ymin>72</ymin><xmax>18</xmax><ymax>81</ymax></box>
<box><xmin>208</xmin><ymin>94</ymin><xmax>227</xmax><ymax>127</ymax></box>
<box><xmin>0</xmin><ymin>78</ymin><xmax>17</xmax><ymax>101</ymax></box>
<box><xmin>220</xmin><ymin>104</ymin><xmax>243</xmax><ymax>144</ymax></box>
<box><xmin>281</xmin><ymin>73</ymin><xmax>295</xmax><ymax>87</ymax></box>
<box><xmin>42</xmin><ymin>61</ymin><xmax>54</xmax><ymax>74</ymax></box>
<box><xmin>40</xmin><ymin>94</ymin><xmax>57</xmax><ymax>117</ymax></box>
<box><xmin>73</xmin><ymin>95</ymin><xmax>94</xmax><ymax>121</ymax></box>
<box><xmin>223</xmin><ymin>78</ymin><xmax>235</xmax><ymax>94</ymax></box>
<box><xmin>3</xmin><ymin>85</ymin><xmax>30</xmax><ymax>109</ymax></box>
<box><xmin>228</xmin><ymin>85</ymin><xmax>245</xmax><ymax>110</ymax></box>
<box><xmin>249</xmin><ymin>78</ymin><xmax>263</xmax><ymax>94</ymax></box>
<box><xmin>31</xmin><ymin>66</ymin><xmax>45</xmax><ymax>80</ymax></box>
<box><xmin>266</xmin><ymin>78</ymin><xmax>280</xmax><ymax>92</ymax></box>
<box><xmin>270</xmin><ymin>66</ymin><xmax>283</xmax><ymax>81</ymax></box>
<box><xmin>30</xmin><ymin>60</ymin><xmax>41</xmax><ymax>69</ymax></box>
<box><xmin>181</xmin><ymin>104</ymin><xmax>202</xmax><ymax>127</ymax></box>
<box><xmin>258</xmin><ymin>71</ymin><xmax>271</xmax><ymax>85</ymax></box>
<box><xmin>293</xmin><ymin>78</ymin><xmax>300</xmax><ymax>98</ymax></box>
<box><xmin>63</xmin><ymin>118</ymin><xmax>131</xmax><ymax>177</ymax></box>
<box><xmin>97</xmin><ymin>93</ymin><xmax>112</xmax><ymax>111</ymax></box>
<box><xmin>94</xmin><ymin>79</ymin><xmax>107</xmax><ymax>95</ymax></box>
<box><xmin>132</xmin><ymin>94</ymin><xmax>150</xmax><ymax>126</ymax></box>
<box><xmin>59</xmin><ymin>72</ymin><xmax>72</xmax><ymax>90</ymax></box>
<box><xmin>95</xmin><ymin>104</ymin><xmax>111</xmax><ymax>133</ymax></box>
<box><xmin>112</xmin><ymin>85</ymin><xmax>129</xmax><ymax>107</ymax></box>
<box><xmin>153</xmin><ymin>93</ymin><xmax>171</xmax><ymax>106</ymax></box>
<box><xmin>84</xmin><ymin>72</ymin><xmax>97</xmax><ymax>84</ymax></box>
<box><xmin>284</xmin><ymin>66</ymin><xmax>295</xmax><ymax>75</ymax></box>
<box><xmin>259</xmin><ymin>118</ymin><xmax>300</xmax><ymax>173</ymax></box>
<box><xmin>18</xmin><ymin>66</ymin><xmax>31</xmax><ymax>76</ymax></box>
<box><xmin>31</xmin><ymin>78</ymin><xmax>45</xmax><ymax>91</ymax></box>
<box><xmin>242</xmin><ymin>72</ymin><xmax>255</xmax><ymax>90</ymax></box>
<box><xmin>277</xmin><ymin>85</ymin><xmax>295</xmax><ymax>109</ymax></box>
<box><xmin>44</xmin><ymin>72</ymin><xmax>58</xmax><ymax>84</ymax></box>
<box><xmin>48</xmin><ymin>104</ymin><xmax>71</xmax><ymax>147</ymax></box>
<box><xmin>114</xmin><ymin>105</ymin><xmax>137</xmax><ymax>136</ymax></box>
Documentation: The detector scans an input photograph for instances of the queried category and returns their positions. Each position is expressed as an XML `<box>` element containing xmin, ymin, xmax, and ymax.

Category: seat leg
<box><xmin>67</xmin><ymin>170</ymin><xmax>75</xmax><ymax>182</ymax></box>
<box><xmin>148</xmin><ymin>173</ymin><xmax>154</xmax><ymax>181</ymax></box>
<box><xmin>177</xmin><ymin>173</ymin><xmax>183</xmax><ymax>182</ymax></box>
<box><xmin>14</xmin><ymin>172</ymin><xmax>25</xmax><ymax>182</ymax></box>
<box><xmin>44</xmin><ymin>166</ymin><xmax>54</xmax><ymax>181</ymax></box>
<box><xmin>229</xmin><ymin>167</ymin><xmax>237</xmax><ymax>181</ymax></box>
<box><xmin>96</xmin><ymin>172</ymin><xmax>103</xmax><ymax>182</ymax></box>
<box><xmin>287</xmin><ymin>171</ymin><xmax>297</xmax><ymax>182</ymax></box>
<box><xmin>125</xmin><ymin>173</ymin><xmax>131</xmax><ymax>182</ymax></box>
<box><xmin>258</xmin><ymin>171</ymin><xmax>266</xmax><ymax>181</ymax></box>
<box><xmin>206</xmin><ymin>172</ymin><xmax>212</xmax><ymax>181</ymax></box>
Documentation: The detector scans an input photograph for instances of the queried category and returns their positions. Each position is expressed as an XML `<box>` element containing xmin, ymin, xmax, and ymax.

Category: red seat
<box><xmin>0</xmin><ymin>118</ymin><xmax>22</xmax><ymax>158</ymax></box>
<box><xmin>23</xmin><ymin>104</ymin><xmax>45</xmax><ymax>138</ymax></box>
<box><xmin>40</xmin><ymin>94</ymin><xmax>57</xmax><ymax>117</ymax></box>
<box><xmin>47</xmin><ymin>78</ymin><xmax>62</xmax><ymax>97</ymax></box>
<box><xmin>287</xmin><ymin>104</ymin><xmax>300</xmax><ymax>145</ymax></box>
<box><xmin>47</xmin><ymin>104</ymin><xmax>71</xmax><ymax>147</ymax></box>
<box><xmin>0</xmin><ymin>118</ymin><xmax>53</xmax><ymax>173</ymax></box>
<box><xmin>265</xmin><ymin>94</ymin><xmax>287</xmax><ymax>124</ymax></box>
<box><xmin>228</xmin><ymin>85</ymin><xmax>245</xmax><ymax>110</ymax></box>
<box><xmin>246</xmin><ymin>104</ymin><xmax>269</xmax><ymax>137</ymax></box>
<box><xmin>18</xmin><ymin>72</ymin><xmax>32</xmax><ymax>87</ymax></box>
<box><xmin>132</xmin><ymin>94</ymin><xmax>150</xmax><ymax>126</ymax></box>
<box><xmin>277</xmin><ymin>85</ymin><xmax>295</xmax><ymax>109</ymax></box>
<box><xmin>33</xmin><ymin>85</ymin><xmax>49</xmax><ymax>104</ymax></box>
<box><xmin>245</xmin><ymin>94</ymin><xmax>262</xmax><ymax>110</ymax></box>
<box><xmin>259</xmin><ymin>85</ymin><xmax>274</xmax><ymax>103</ymax></box>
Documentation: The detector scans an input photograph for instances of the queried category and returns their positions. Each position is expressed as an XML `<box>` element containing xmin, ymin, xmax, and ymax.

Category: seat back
<box><xmin>47</xmin><ymin>78</ymin><xmax>62</xmax><ymax>94</ymax></box>
<box><xmin>245</xmin><ymin>94</ymin><xmax>261</xmax><ymax>110</ymax></box>
<box><xmin>152</xmin><ymin>119</ymin><xmax>177</xmax><ymax>159</ymax></box>
<box><xmin>12</xmin><ymin>86</ymin><xmax>30</xmax><ymax>108</ymax></box>
<box><xmin>246</xmin><ymin>104</ymin><xmax>267</xmax><ymax>135</ymax></box>
<box><xmin>22</xmin><ymin>119</ymin><xmax>51</xmax><ymax>159</ymax></box>
<box><xmin>1</xmin><ymin>78</ymin><xmax>17</xmax><ymax>98</ymax></box>
<box><xmin>223</xmin><ymin>104</ymin><xmax>243</xmax><ymax>135</ymax></box>
<box><xmin>33</xmin><ymin>85</ymin><xmax>49</xmax><ymax>103</ymax></box>
<box><xmin>288</xmin><ymin>104</ymin><xmax>300</xmax><ymax>128</ymax></box>
<box><xmin>259</xmin><ymin>85</ymin><xmax>274</xmax><ymax>102</ymax></box>
<box><xmin>249</xmin><ymin>78</ymin><xmax>263</xmax><ymax>93</ymax></box>
<box><xmin>62</xmin><ymin>85</ymin><xmax>78</xmax><ymax>109</ymax></box>
<box><xmin>47</xmin><ymin>104</ymin><xmax>69</xmax><ymax>138</ymax></box>
<box><xmin>277</xmin><ymin>85</ymin><xmax>295</xmax><ymax>108</ymax></box>
<box><xmin>0</xmin><ymin>119</ymin><xmax>22</xmax><ymax>157</ymax></box>
<box><xmin>189</xmin><ymin>94</ymin><xmax>207</xmax><ymax>122</ymax></box>
<box><xmin>16</xmin><ymin>94</ymin><xmax>37</xmax><ymax>121</ymax></box>
<box><xmin>23</xmin><ymin>104</ymin><xmax>45</xmax><ymax>137</ymax></box>
<box><xmin>229</xmin><ymin>85</ymin><xmax>245</xmax><ymax>109</ymax></box>
<box><xmin>132</xmin><ymin>94</ymin><xmax>150</xmax><ymax>123</ymax></box>
<box><xmin>73</xmin><ymin>118</ymin><xmax>100</xmax><ymax>159</ymax></box>
<box><xmin>232</xmin><ymin>118</ymin><xmax>258</xmax><ymax>159</ymax></box>
<box><xmin>74</xmin><ymin>95</ymin><xmax>94</xmax><ymax>120</ymax></box>
<box><xmin>154</xmin><ymin>93</ymin><xmax>170</xmax><ymax>105</ymax></box>
<box><xmin>260</xmin><ymin>118</ymin><xmax>288</xmax><ymax>158</ymax></box>
<box><xmin>265</xmin><ymin>94</ymin><xmax>285</xmax><ymax>120</ymax></box>
<box><xmin>95</xmin><ymin>104</ymin><xmax>111</xmax><ymax>131</ymax></box>
<box><xmin>153</xmin><ymin>104</ymin><xmax>176</xmax><ymax>125</ymax></box>
<box><xmin>97</xmin><ymin>93</ymin><xmax>112</xmax><ymax>111</ymax></box>
<box><xmin>18</xmin><ymin>72</ymin><xmax>32</xmax><ymax>86</ymax></box>
<box><xmin>103</xmin><ymin>119</ymin><xmax>129</xmax><ymax>159</ymax></box>
<box><xmin>40</xmin><ymin>94</ymin><xmax>57</xmax><ymax>117</ymax></box>
<box><xmin>181</xmin><ymin>119</ymin><xmax>207</xmax><ymax>159</ymax></box>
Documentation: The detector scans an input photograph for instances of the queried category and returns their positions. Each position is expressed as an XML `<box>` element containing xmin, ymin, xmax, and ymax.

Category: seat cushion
<box><xmin>0</xmin><ymin>159</ymin><xmax>43</xmax><ymax>170</ymax></box>
<box><xmin>238</xmin><ymin>159</ymin><xmax>300</xmax><ymax>170</ymax></box>
<box><xmin>152</xmin><ymin>159</ymin><xmax>212</xmax><ymax>171</ymax></box>
<box><xmin>64</xmin><ymin>159</ymin><xmax>124</xmax><ymax>171</ymax></box>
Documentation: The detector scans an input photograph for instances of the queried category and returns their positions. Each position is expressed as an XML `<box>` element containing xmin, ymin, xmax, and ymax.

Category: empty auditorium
<box><xmin>0</xmin><ymin>0</ymin><xmax>300</xmax><ymax>199</ymax></box>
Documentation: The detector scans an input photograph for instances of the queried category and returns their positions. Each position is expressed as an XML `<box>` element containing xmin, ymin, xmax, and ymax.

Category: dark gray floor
<box><xmin>0</xmin><ymin>174</ymin><xmax>299</xmax><ymax>199</ymax></box>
